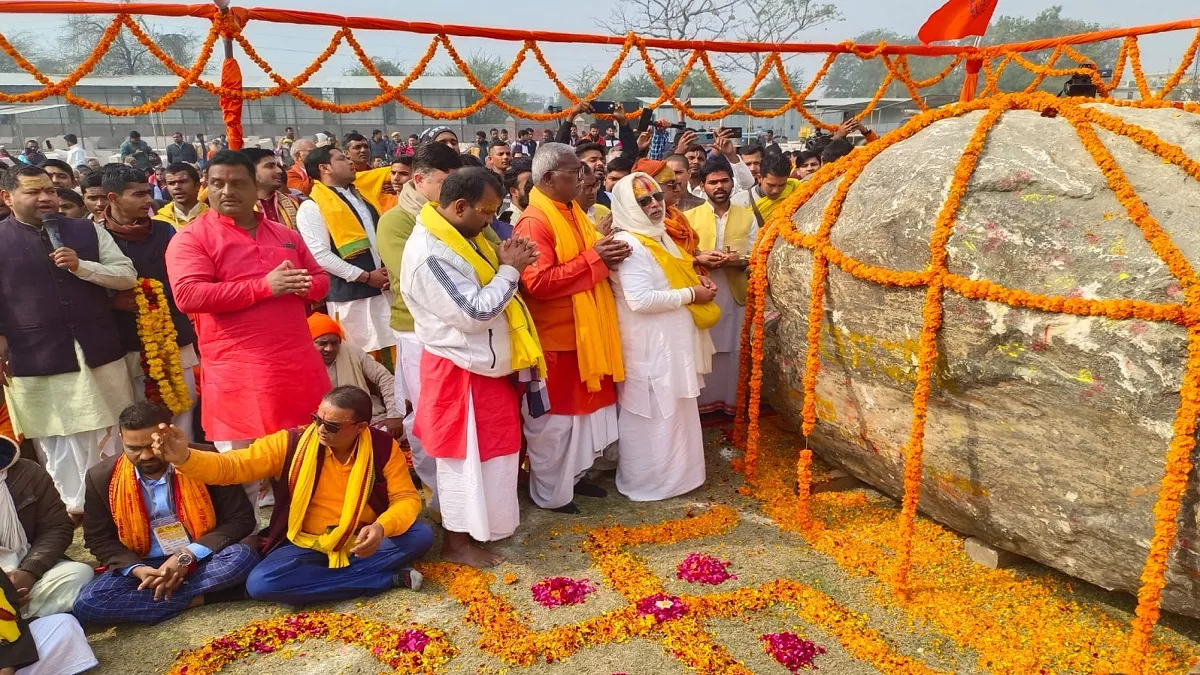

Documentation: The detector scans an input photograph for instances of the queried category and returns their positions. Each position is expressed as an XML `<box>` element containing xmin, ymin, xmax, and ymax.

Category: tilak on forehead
<box><xmin>632</xmin><ymin>175</ymin><xmax>658</xmax><ymax>199</ymax></box>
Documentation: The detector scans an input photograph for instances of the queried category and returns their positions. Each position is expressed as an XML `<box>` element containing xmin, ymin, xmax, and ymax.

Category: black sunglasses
<box><xmin>311</xmin><ymin>413</ymin><xmax>350</xmax><ymax>434</ymax></box>
<box><xmin>636</xmin><ymin>192</ymin><xmax>665</xmax><ymax>208</ymax></box>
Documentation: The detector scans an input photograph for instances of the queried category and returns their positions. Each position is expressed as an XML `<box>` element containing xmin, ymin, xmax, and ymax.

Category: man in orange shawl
<box><xmin>73</xmin><ymin>401</ymin><xmax>258</xmax><ymax>625</ymax></box>
<box><xmin>513</xmin><ymin>143</ymin><xmax>630</xmax><ymax>513</ymax></box>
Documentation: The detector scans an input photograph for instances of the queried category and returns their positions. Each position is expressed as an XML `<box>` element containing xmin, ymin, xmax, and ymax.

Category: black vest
<box><xmin>0</xmin><ymin>216</ymin><xmax>126</xmax><ymax>377</ymax></box>
<box><xmin>324</xmin><ymin>187</ymin><xmax>383</xmax><ymax>304</ymax></box>
<box><xmin>108</xmin><ymin>219</ymin><xmax>197</xmax><ymax>352</ymax></box>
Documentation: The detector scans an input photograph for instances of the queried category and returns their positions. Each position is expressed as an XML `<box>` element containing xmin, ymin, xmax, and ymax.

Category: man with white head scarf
<box><xmin>607</xmin><ymin>172</ymin><xmax>718</xmax><ymax>501</ymax></box>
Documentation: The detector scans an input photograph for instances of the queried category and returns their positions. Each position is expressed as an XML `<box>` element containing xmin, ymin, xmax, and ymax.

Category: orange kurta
<box><xmin>514</xmin><ymin>202</ymin><xmax>617</xmax><ymax>416</ymax></box>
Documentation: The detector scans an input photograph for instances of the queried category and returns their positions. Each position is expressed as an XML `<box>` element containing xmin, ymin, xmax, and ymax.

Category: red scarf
<box><xmin>99</xmin><ymin>207</ymin><xmax>152</xmax><ymax>242</ymax></box>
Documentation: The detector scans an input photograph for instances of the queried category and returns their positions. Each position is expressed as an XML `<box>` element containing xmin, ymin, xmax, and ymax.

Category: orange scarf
<box><xmin>663</xmin><ymin>206</ymin><xmax>698</xmax><ymax>254</ymax></box>
<box><xmin>108</xmin><ymin>455</ymin><xmax>216</xmax><ymax>557</ymax></box>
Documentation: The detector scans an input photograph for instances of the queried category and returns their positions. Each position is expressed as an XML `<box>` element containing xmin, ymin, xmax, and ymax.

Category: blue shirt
<box><xmin>120</xmin><ymin>467</ymin><xmax>212</xmax><ymax>575</ymax></box>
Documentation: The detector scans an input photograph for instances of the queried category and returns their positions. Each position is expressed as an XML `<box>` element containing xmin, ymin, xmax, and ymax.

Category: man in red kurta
<box><xmin>512</xmin><ymin>143</ymin><xmax>631</xmax><ymax>513</ymax></box>
<box><xmin>165</xmin><ymin>150</ymin><xmax>330</xmax><ymax>504</ymax></box>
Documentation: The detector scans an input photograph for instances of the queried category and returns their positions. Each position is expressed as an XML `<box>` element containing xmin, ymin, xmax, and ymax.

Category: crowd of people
<box><xmin>0</xmin><ymin>101</ymin><xmax>876</xmax><ymax>673</ymax></box>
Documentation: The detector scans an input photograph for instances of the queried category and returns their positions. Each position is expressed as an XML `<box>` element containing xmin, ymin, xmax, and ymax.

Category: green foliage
<box><xmin>345</xmin><ymin>57</ymin><xmax>406</xmax><ymax>77</ymax></box>
<box><xmin>823</xmin><ymin>7</ymin><xmax>1121</xmax><ymax>99</ymax></box>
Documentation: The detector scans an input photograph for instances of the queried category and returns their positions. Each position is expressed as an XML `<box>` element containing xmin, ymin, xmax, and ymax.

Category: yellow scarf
<box><xmin>312</xmin><ymin>180</ymin><xmax>385</xmax><ymax>259</ymax></box>
<box><xmin>353</xmin><ymin>167</ymin><xmax>390</xmax><ymax>213</ymax></box>
<box><xmin>108</xmin><ymin>455</ymin><xmax>216</xmax><ymax>557</ymax></box>
<box><xmin>286</xmin><ymin>424</ymin><xmax>374</xmax><ymax>568</ymax></box>
<box><xmin>420</xmin><ymin>203</ymin><xmax>547</xmax><ymax>376</ymax></box>
<box><xmin>629</xmin><ymin>233</ymin><xmax>721</xmax><ymax>329</ymax></box>
<box><xmin>755</xmin><ymin>178</ymin><xmax>801</xmax><ymax>223</ymax></box>
<box><xmin>526</xmin><ymin>187</ymin><xmax>625</xmax><ymax>391</ymax></box>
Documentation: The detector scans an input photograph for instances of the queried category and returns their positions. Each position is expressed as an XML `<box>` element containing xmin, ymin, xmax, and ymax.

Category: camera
<box><xmin>1059</xmin><ymin>63</ymin><xmax>1104</xmax><ymax>98</ymax></box>
<box><xmin>546</xmin><ymin>105</ymin><xmax>563</xmax><ymax>113</ymax></box>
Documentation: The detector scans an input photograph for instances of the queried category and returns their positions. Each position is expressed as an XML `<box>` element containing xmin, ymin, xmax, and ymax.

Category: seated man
<box><xmin>307</xmin><ymin>313</ymin><xmax>404</xmax><ymax>437</ymax></box>
<box><xmin>0</xmin><ymin>570</ymin><xmax>97</xmax><ymax>675</ymax></box>
<box><xmin>0</xmin><ymin>427</ymin><xmax>93</xmax><ymax>620</ymax></box>
<box><xmin>154</xmin><ymin>386</ymin><xmax>433</xmax><ymax>605</ymax></box>
<box><xmin>73</xmin><ymin>402</ymin><xmax>259</xmax><ymax>625</ymax></box>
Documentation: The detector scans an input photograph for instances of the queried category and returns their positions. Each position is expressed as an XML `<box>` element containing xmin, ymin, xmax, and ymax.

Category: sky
<box><xmin>2</xmin><ymin>0</ymin><xmax>1196</xmax><ymax>96</ymax></box>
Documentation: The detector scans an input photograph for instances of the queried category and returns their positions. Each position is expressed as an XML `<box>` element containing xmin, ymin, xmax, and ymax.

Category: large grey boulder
<box><xmin>764</xmin><ymin>103</ymin><xmax>1200</xmax><ymax>617</ymax></box>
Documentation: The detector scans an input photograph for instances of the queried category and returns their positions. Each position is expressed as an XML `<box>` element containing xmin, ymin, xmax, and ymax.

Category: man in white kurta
<box><xmin>685</xmin><ymin>157</ymin><xmax>759</xmax><ymax>416</ymax></box>
<box><xmin>1</xmin><ymin>166</ymin><xmax>137</xmax><ymax>515</ymax></box>
<box><xmin>608</xmin><ymin>173</ymin><xmax>715</xmax><ymax>501</ymax></box>
<box><xmin>296</xmin><ymin>146</ymin><xmax>397</xmax><ymax>356</ymax></box>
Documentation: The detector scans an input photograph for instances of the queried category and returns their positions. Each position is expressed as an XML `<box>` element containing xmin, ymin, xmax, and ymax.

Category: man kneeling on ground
<box><xmin>154</xmin><ymin>386</ymin><xmax>433</xmax><ymax>604</ymax></box>
<box><xmin>73</xmin><ymin>401</ymin><xmax>259</xmax><ymax>624</ymax></box>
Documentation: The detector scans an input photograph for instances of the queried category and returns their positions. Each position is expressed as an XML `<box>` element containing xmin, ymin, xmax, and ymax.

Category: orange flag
<box><xmin>918</xmin><ymin>0</ymin><xmax>999</xmax><ymax>44</ymax></box>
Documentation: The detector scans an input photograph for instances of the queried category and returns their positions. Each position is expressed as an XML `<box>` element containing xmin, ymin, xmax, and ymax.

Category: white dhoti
<box><xmin>616</xmin><ymin>395</ymin><xmax>706</xmax><ymax>501</ymax></box>
<box><xmin>124</xmin><ymin>343</ymin><xmax>199</xmax><ymax>439</ymax></box>
<box><xmin>328</xmin><ymin>292</ymin><xmax>397</xmax><ymax>352</ymax></box>
<box><xmin>436</xmin><ymin>396</ymin><xmax>519</xmax><ymax>542</ymax></box>
<box><xmin>23</xmin><ymin>560</ymin><xmax>95</xmax><ymax>619</ymax></box>
<box><xmin>32</xmin><ymin>430</ymin><xmax>120</xmax><ymax>514</ymax></box>
<box><xmin>697</xmin><ymin>271</ymin><xmax>744</xmax><ymax>415</ymax></box>
<box><xmin>17</xmin><ymin>614</ymin><xmax>98</xmax><ymax>675</ymax></box>
<box><xmin>393</xmin><ymin>330</ymin><xmax>437</xmax><ymax>511</ymax></box>
<box><xmin>523</xmin><ymin>404</ymin><xmax>618</xmax><ymax>509</ymax></box>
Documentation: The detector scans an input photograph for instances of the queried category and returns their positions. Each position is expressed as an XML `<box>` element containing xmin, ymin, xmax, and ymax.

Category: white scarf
<box><xmin>611</xmin><ymin>172</ymin><xmax>666</xmax><ymax>238</ymax></box>
<box><xmin>0</xmin><ymin>444</ymin><xmax>29</xmax><ymax>572</ymax></box>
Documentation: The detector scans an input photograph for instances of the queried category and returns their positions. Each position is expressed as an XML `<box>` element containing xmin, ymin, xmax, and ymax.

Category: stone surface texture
<box><xmin>764</xmin><ymin>104</ymin><xmax>1200</xmax><ymax>617</ymax></box>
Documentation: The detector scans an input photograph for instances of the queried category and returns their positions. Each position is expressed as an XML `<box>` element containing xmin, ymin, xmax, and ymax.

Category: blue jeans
<box><xmin>245</xmin><ymin>521</ymin><xmax>434</xmax><ymax>605</ymax></box>
<box><xmin>73</xmin><ymin>543</ymin><xmax>259</xmax><ymax>625</ymax></box>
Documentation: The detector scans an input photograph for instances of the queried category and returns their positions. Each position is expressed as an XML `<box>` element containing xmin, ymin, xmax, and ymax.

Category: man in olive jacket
<box><xmin>0</xmin><ymin>430</ymin><xmax>94</xmax><ymax>619</ymax></box>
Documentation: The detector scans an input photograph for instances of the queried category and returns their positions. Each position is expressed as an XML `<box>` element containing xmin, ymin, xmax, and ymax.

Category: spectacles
<box><xmin>636</xmin><ymin>192</ymin><xmax>666</xmax><ymax>208</ymax></box>
<box><xmin>550</xmin><ymin>166</ymin><xmax>587</xmax><ymax>179</ymax></box>
<box><xmin>658</xmin><ymin>180</ymin><xmax>680</xmax><ymax>189</ymax></box>
<box><xmin>311</xmin><ymin>413</ymin><xmax>351</xmax><ymax>434</ymax></box>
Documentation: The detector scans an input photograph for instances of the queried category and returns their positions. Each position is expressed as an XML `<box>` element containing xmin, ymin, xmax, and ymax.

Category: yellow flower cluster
<box><xmin>134</xmin><ymin>278</ymin><xmax>191</xmax><ymax>415</ymax></box>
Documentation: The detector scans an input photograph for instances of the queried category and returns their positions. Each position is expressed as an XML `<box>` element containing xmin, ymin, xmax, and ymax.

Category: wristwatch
<box><xmin>175</xmin><ymin>550</ymin><xmax>197</xmax><ymax>571</ymax></box>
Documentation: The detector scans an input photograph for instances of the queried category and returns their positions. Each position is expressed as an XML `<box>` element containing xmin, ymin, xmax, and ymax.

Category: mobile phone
<box><xmin>590</xmin><ymin>100</ymin><xmax>615</xmax><ymax>114</ymax></box>
<box><xmin>547</xmin><ymin>104</ymin><xmax>563</xmax><ymax>113</ymax></box>
<box><xmin>678</xmin><ymin>85</ymin><xmax>693</xmax><ymax>103</ymax></box>
<box><xmin>637</xmin><ymin>108</ymin><xmax>654</xmax><ymax>133</ymax></box>
<box><xmin>721</xmin><ymin>126</ymin><xmax>743</xmax><ymax>139</ymax></box>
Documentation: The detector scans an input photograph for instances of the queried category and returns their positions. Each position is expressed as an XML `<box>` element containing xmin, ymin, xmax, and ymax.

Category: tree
<box><xmin>0</xmin><ymin>33</ymin><xmax>45</xmax><ymax>73</ymax></box>
<box><xmin>601</xmin><ymin>0</ymin><xmax>742</xmax><ymax>73</ymax></box>
<box><xmin>436</xmin><ymin>51</ymin><xmax>540</xmax><ymax>122</ymax></box>
<box><xmin>345</xmin><ymin>57</ymin><xmax>406</xmax><ymax>77</ymax></box>
<box><xmin>53</xmin><ymin>12</ymin><xmax>202</xmax><ymax>76</ymax></box>
<box><xmin>720</xmin><ymin>0</ymin><xmax>840</xmax><ymax>78</ymax></box>
<box><xmin>823</xmin><ymin>7</ymin><xmax>1120</xmax><ymax>99</ymax></box>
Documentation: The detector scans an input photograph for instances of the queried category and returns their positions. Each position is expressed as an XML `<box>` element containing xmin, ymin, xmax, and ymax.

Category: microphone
<box><xmin>42</xmin><ymin>213</ymin><xmax>63</xmax><ymax>249</ymax></box>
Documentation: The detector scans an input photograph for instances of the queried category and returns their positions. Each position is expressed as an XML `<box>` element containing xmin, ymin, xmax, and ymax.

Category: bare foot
<box><xmin>441</xmin><ymin>531</ymin><xmax>505</xmax><ymax>568</ymax></box>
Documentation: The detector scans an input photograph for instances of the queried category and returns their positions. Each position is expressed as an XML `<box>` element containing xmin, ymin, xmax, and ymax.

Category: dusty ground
<box><xmin>71</xmin><ymin>419</ymin><xmax>1200</xmax><ymax>674</ymax></box>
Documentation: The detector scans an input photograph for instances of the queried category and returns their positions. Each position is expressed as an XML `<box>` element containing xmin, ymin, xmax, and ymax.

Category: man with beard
<box><xmin>499</xmin><ymin>157</ymin><xmax>532</xmax><ymax>225</ymax></box>
<box><xmin>73</xmin><ymin>401</ymin><xmax>258</xmax><ymax>624</ymax></box>
<box><xmin>684</xmin><ymin>156</ymin><xmax>758</xmax><ymax>417</ymax></box>
<box><xmin>738</xmin><ymin>152</ymin><xmax>802</xmax><ymax>226</ymax></box>
<box><xmin>96</xmin><ymin>166</ymin><xmax>198</xmax><ymax>436</ymax></box>
<box><xmin>675</xmin><ymin>129</ymin><xmax>754</xmax><ymax>199</ymax></box>
<box><xmin>241</xmin><ymin>148</ymin><xmax>300</xmax><ymax>231</ymax></box>
<box><xmin>156</xmin><ymin>163</ymin><xmax>208</xmax><ymax>230</ymax></box>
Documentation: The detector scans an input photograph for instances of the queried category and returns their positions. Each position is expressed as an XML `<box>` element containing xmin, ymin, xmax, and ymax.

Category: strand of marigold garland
<box><xmin>1127</xmin><ymin>36</ymin><xmax>1153</xmax><ymax>100</ymax></box>
<box><xmin>795</xmin><ymin>448</ymin><xmax>815</xmax><ymax>530</ymax></box>
<box><xmin>731</xmin><ymin>242</ymin><xmax>761</xmax><ymax>450</ymax></box>
<box><xmin>134</xmin><ymin>279</ymin><xmax>192</xmax><ymax>415</ymax></box>
<box><xmin>1121</xmin><ymin>325</ymin><xmax>1200</xmax><ymax>674</ymax></box>
<box><xmin>893</xmin><ymin>105</ymin><xmax>1001</xmax><ymax>592</ymax></box>
<box><xmin>741</xmin><ymin>226</ymin><xmax>779</xmax><ymax>483</ymax></box>
<box><xmin>1154</xmin><ymin>28</ymin><xmax>1200</xmax><ymax>100</ymax></box>
<box><xmin>0</xmin><ymin>16</ymin><xmax>124</xmax><ymax>102</ymax></box>
<box><xmin>1016</xmin><ymin>44</ymin><xmax>1065</xmax><ymax>92</ymax></box>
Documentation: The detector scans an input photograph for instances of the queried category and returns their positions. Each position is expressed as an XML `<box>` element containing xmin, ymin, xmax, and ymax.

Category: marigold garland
<box><xmin>165</xmin><ymin>612</ymin><xmax>455</xmax><ymax>674</ymax></box>
<box><xmin>420</xmin><ymin>505</ymin><xmax>936</xmax><ymax>673</ymax></box>
<box><xmin>733</xmin><ymin>91</ymin><xmax>1200</xmax><ymax>673</ymax></box>
<box><xmin>134</xmin><ymin>278</ymin><xmax>191</xmax><ymax>416</ymax></box>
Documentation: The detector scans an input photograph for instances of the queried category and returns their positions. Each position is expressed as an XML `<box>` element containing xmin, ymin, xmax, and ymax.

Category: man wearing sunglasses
<box><xmin>684</xmin><ymin>156</ymin><xmax>759</xmax><ymax>417</ymax></box>
<box><xmin>150</xmin><ymin>386</ymin><xmax>433</xmax><ymax>605</ymax></box>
